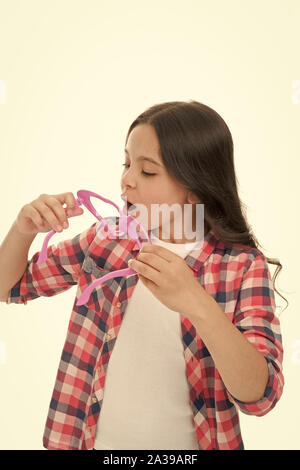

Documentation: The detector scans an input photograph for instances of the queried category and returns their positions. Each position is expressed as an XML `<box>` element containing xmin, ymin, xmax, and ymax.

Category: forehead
<box><xmin>124</xmin><ymin>150</ymin><xmax>163</xmax><ymax>167</ymax></box>
<box><xmin>126</xmin><ymin>124</ymin><xmax>162</xmax><ymax>161</ymax></box>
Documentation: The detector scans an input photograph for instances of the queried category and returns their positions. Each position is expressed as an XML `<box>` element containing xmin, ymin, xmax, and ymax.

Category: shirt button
<box><xmin>87</xmin><ymin>425</ymin><xmax>92</xmax><ymax>434</ymax></box>
<box><xmin>105</xmin><ymin>333</ymin><xmax>111</xmax><ymax>341</ymax></box>
<box><xmin>92</xmin><ymin>396</ymin><xmax>97</xmax><ymax>403</ymax></box>
<box><xmin>116</xmin><ymin>301</ymin><xmax>122</xmax><ymax>308</ymax></box>
<box><xmin>97</xmin><ymin>365</ymin><xmax>102</xmax><ymax>374</ymax></box>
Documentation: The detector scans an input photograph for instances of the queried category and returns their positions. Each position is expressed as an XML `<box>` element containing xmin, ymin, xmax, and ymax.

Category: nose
<box><xmin>121</xmin><ymin>169</ymin><xmax>137</xmax><ymax>190</ymax></box>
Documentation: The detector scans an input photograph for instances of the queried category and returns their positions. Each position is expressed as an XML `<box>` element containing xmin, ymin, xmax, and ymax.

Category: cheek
<box><xmin>129</xmin><ymin>203</ymin><xmax>160</xmax><ymax>231</ymax></box>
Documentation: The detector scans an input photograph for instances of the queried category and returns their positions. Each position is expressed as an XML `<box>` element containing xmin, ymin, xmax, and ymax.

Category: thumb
<box><xmin>66</xmin><ymin>207</ymin><xmax>84</xmax><ymax>217</ymax></box>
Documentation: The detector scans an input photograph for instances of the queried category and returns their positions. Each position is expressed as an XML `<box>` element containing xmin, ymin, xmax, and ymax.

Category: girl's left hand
<box><xmin>128</xmin><ymin>243</ymin><xmax>211</xmax><ymax>317</ymax></box>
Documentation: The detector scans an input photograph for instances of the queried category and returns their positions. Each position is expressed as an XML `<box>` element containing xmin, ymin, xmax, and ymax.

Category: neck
<box><xmin>152</xmin><ymin>218</ymin><xmax>209</xmax><ymax>244</ymax></box>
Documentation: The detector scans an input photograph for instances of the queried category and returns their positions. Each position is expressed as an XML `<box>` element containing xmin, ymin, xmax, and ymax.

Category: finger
<box><xmin>66</xmin><ymin>206</ymin><xmax>84</xmax><ymax>217</ymax></box>
<box><xmin>54</xmin><ymin>192</ymin><xmax>77</xmax><ymax>210</ymax></box>
<box><xmin>136</xmin><ymin>252</ymin><xmax>166</xmax><ymax>273</ymax></box>
<box><xmin>141</xmin><ymin>243</ymin><xmax>174</xmax><ymax>262</ymax></box>
<box><xmin>138</xmin><ymin>273</ymin><xmax>157</xmax><ymax>290</ymax></box>
<box><xmin>129</xmin><ymin>258</ymin><xmax>160</xmax><ymax>285</ymax></box>
<box><xmin>22</xmin><ymin>204</ymin><xmax>45</xmax><ymax>230</ymax></box>
<box><xmin>49</xmin><ymin>193</ymin><xmax>83</xmax><ymax>218</ymax></box>
<box><xmin>45</xmin><ymin>197</ymin><xmax>69</xmax><ymax>228</ymax></box>
<box><xmin>32</xmin><ymin>200</ymin><xmax>64</xmax><ymax>232</ymax></box>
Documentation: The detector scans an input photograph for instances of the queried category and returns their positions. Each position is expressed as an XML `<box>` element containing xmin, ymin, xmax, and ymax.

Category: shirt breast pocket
<box><xmin>80</xmin><ymin>255</ymin><xmax>116</xmax><ymax>305</ymax></box>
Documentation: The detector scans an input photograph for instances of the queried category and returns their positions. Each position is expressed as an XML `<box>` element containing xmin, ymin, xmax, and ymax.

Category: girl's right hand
<box><xmin>14</xmin><ymin>192</ymin><xmax>84</xmax><ymax>235</ymax></box>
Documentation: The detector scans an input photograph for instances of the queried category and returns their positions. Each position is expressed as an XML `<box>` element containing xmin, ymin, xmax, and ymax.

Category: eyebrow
<box><xmin>124</xmin><ymin>148</ymin><xmax>163</xmax><ymax>167</ymax></box>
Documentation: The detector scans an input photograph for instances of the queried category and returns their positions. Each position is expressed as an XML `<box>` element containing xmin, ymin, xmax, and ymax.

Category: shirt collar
<box><xmin>126</xmin><ymin>226</ymin><xmax>220</xmax><ymax>274</ymax></box>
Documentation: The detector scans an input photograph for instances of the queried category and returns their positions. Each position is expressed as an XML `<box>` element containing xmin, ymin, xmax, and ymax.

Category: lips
<box><xmin>121</xmin><ymin>196</ymin><xmax>136</xmax><ymax>216</ymax></box>
<box><xmin>126</xmin><ymin>201</ymin><xmax>136</xmax><ymax>212</ymax></box>
<box><xmin>121</xmin><ymin>194</ymin><xmax>136</xmax><ymax>211</ymax></box>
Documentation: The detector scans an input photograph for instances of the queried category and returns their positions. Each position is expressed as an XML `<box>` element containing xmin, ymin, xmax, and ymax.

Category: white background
<box><xmin>0</xmin><ymin>0</ymin><xmax>299</xmax><ymax>449</ymax></box>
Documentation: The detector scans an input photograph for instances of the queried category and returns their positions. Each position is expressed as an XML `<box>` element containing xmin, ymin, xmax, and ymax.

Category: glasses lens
<box><xmin>89</xmin><ymin>195</ymin><xmax>144</xmax><ymax>241</ymax></box>
<box><xmin>89</xmin><ymin>195</ymin><xmax>121</xmax><ymax>225</ymax></box>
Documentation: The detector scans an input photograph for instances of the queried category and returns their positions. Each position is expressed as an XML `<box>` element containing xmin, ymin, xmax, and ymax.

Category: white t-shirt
<box><xmin>93</xmin><ymin>230</ymin><xmax>202</xmax><ymax>450</ymax></box>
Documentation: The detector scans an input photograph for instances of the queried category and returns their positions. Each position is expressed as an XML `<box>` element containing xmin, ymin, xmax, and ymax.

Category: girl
<box><xmin>0</xmin><ymin>100</ymin><xmax>286</xmax><ymax>450</ymax></box>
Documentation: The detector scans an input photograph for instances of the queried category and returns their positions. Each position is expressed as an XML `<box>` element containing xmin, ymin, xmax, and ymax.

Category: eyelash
<box><xmin>122</xmin><ymin>163</ymin><xmax>156</xmax><ymax>177</ymax></box>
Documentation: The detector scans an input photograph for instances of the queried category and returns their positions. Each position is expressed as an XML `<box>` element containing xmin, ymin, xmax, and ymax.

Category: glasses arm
<box><xmin>76</xmin><ymin>267</ymin><xmax>137</xmax><ymax>306</ymax></box>
<box><xmin>76</xmin><ymin>216</ymin><xmax>153</xmax><ymax>306</ymax></box>
<box><xmin>36</xmin><ymin>189</ymin><xmax>153</xmax><ymax>307</ymax></box>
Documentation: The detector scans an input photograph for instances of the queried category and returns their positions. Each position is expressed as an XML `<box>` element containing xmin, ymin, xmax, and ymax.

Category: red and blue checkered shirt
<box><xmin>6</xmin><ymin>217</ymin><xmax>284</xmax><ymax>450</ymax></box>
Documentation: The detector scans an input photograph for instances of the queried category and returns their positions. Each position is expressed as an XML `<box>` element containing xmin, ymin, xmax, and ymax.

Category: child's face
<box><xmin>120</xmin><ymin>123</ymin><xmax>201</xmax><ymax>242</ymax></box>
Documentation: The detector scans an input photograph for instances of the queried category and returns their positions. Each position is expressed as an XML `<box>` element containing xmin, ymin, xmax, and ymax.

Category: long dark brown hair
<box><xmin>125</xmin><ymin>100</ymin><xmax>288</xmax><ymax>313</ymax></box>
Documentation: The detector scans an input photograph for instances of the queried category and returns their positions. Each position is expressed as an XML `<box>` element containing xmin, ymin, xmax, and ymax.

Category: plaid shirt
<box><xmin>6</xmin><ymin>217</ymin><xmax>284</xmax><ymax>450</ymax></box>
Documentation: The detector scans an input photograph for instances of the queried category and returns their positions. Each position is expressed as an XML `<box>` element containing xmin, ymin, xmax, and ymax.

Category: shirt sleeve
<box><xmin>225</xmin><ymin>251</ymin><xmax>284</xmax><ymax>416</ymax></box>
<box><xmin>6</xmin><ymin>222</ymin><xmax>99</xmax><ymax>305</ymax></box>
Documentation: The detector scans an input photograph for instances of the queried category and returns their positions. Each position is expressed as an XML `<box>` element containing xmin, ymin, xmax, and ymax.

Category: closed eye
<box><xmin>122</xmin><ymin>163</ymin><xmax>156</xmax><ymax>177</ymax></box>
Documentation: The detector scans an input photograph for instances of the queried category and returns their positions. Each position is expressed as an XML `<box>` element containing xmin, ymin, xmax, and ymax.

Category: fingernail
<box><xmin>63</xmin><ymin>221</ymin><xmax>68</xmax><ymax>229</ymax></box>
<box><xmin>56</xmin><ymin>225</ymin><xmax>62</xmax><ymax>231</ymax></box>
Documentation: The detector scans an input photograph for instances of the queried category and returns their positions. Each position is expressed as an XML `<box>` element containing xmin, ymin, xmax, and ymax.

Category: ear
<box><xmin>187</xmin><ymin>191</ymin><xmax>201</xmax><ymax>204</ymax></box>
